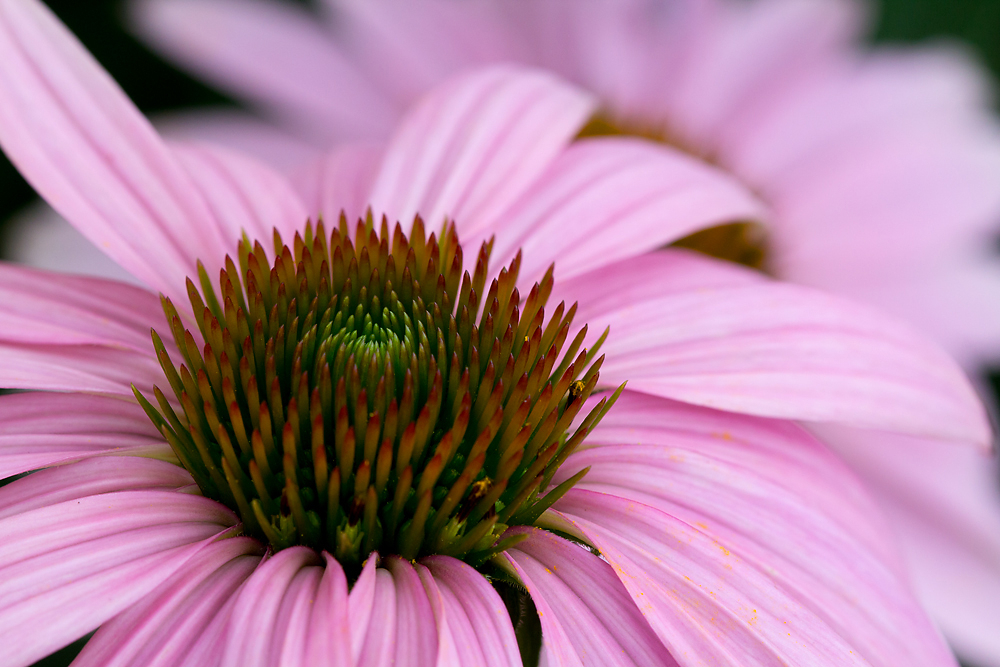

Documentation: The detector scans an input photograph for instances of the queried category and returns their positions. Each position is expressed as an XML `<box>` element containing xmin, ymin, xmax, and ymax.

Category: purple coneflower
<box><xmin>0</xmin><ymin>1</ymin><xmax>990</xmax><ymax>665</ymax></box>
<box><xmin>120</xmin><ymin>1</ymin><xmax>1000</xmax><ymax>661</ymax></box>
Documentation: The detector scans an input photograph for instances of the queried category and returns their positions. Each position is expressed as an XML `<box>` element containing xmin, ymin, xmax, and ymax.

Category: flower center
<box><xmin>136</xmin><ymin>214</ymin><xmax>617</xmax><ymax>572</ymax></box>
<box><xmin>578</xmin><ymin>112</ymin><xmax>768</xmax><ymax>270</ymax></box>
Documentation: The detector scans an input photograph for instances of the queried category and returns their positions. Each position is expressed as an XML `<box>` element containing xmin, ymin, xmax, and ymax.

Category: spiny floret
<box><xmin>135</xmin><ymin>212</ymin><xmax>620</xmax><ymax>573</ymax></box>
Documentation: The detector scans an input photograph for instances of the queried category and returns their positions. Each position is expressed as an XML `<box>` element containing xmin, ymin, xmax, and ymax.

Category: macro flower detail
<box><xmin>140</xmin><ymin>215</ymin><xmax>613</xmax><ymax>567</ymax></box>
<box><xmin>0</xmin><ymin>1</ymin><xmax>991</xmax><ymax>665</ymax></box>
<box><xmin>122</xmin><ymin>1</ymin><xmax>1000</xmax><ymax>662</ymax></box>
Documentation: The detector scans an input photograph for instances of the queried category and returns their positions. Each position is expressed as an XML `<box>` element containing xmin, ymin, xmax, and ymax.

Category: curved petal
<box><xmin>71</xmin><ymin>536</ymin><xmax>263</xmax><ymax>667</ymax></box>
<box><xmin>0</xmin><ymin>489</ymin><xmax>235</xmax><ymax>667</ymax></box>
<box><xmin>347</xmin><ymin>556</ymin><xmax>379</xmax><ymax>664</ymax></box>
<box><xmin>170</xmin><ymin>141</ymin><xmax>310</xmax><ymax>248</ymax></box>
<box><xmin>299</xmin><ymin>554</ymin><xmax>352</xmax><ymax>667</ymax></box>
<box><xmin>219</xmin><ymin>546</ymin><xmax>322</xmax><ymax>667</ymax></box>
<box><xmin>383</xmin><ymin>556</ymin><xmax>439</xmax><ymax>667</ymax></box>
<box><xmin>0</xmin><ymin>392</ymin><xmax>168</xmax><ymax>478</ymax></box>
<box><xmin>292</xmin><ymin>144</ymin><xmax>384</xmax><ymax>224</ymax></box>
<box><xmin>498</xmin><ymin>526</ymin><xmax>678</xmax><ymax>667</ymax></box>
<box><xmin>0</xmin><ymin>262</ymin><xmax>163</xmax><ymax>351</ymax></box>
<box><xmin>813</xmin><ymin>424</ymin><xmax>1000</xmax><ymax>667</ymax></box>
<box><xmin>479</xmin><ymin>138</ymin><xmax>764</xmax><ymax>283</ymax></box>
<box><xmin>0</xmin><ymin>0</ymin><xmax>229</xmax><ymax>299</ymax></box>
<box><xmin>0</xmin><ymin>342</ymin><xmax>166</xmax><ymax>397</ymax></box>
<box><xmin>420</xmin><ymin>556</ymin><xmax>522</xmax><ymax>667</ymax></box>
<box><xmin>560</xmin><ymin>250</ymin><xmax>989</xmax><ymax>445</ymax></box>
<box><xmin>130</xmin><ymin>0</ymin><xmax>396</xmax><ymax>141</ymax></box>
<box><xmin>269</xmin><ymin>563</ymin><xmax>325</xmax><ymax>667</ymax></box>
<box><xmin>546</xmin><ymin>391</ymin><xmax>957</xmax><ymax>667</ymax></box>
<box><xmin>355</xmin><ymin>565</ymin><xmax>398</xmax><ymax>667</ymax></box>
<box><xmin>367</xmin><ymin>65</ymin><xmax>596</xmax><ymax>234</ymax></box>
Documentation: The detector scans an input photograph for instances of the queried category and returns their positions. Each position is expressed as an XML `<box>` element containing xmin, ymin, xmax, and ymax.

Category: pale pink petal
<box><xmin>367</xmin><ymin>65</ymin><xmax>596</xmax><ymax>234</ymax></box>
<box><xmin>0</xmin><ymin>392</ymin><xmax>168</xmax><ymax>478</ymax></box>
<box><xmin>154</xmin><ymin>109</ymin><xmax>320</xmax><ymax>175</ymax></box>
<box><xmin>813</xmin><ymin>424</ymin><xmax>1000</xmax><ymax>667</ymax></box>
<box><xmin>0</xmin><ymin>0</ymin><xmax>231</xmax><ymax>299</ymax></box>
<box><xmin>0</xmin><ymin>343</ymin><xmax>166</xmax><ymax>396</ymax></box>
<box><xmin>170</xmin><ymin>141</ymin><xmax>310</xmax><ymax>248</ymax></box>
<box><xmin>545</xmin><ymin>391</ymin><xmax>956</xmax><ymax>667</ymax></box>
<box><xmin>300</xmin><ymin>554</ymin><xmax>352</xmax><ymax>667</ymax></box>
<box><xmin>560</xmin><ymin>250</ymin><xmax>989</xmax><ymax>444</ymax></box>
<box><xmin>72</xmin><ymin>536</ymin><xmax>263</xmax><ymax>667</ymax></box>
<box><xmin>130</xmin><ymin>0</ymin><xmax>396</xmax><ymax>141</ymax></box>
<box><xmin>662</xmin><ymin>0</ymin><xmax>863</xmax><ymax>148</ymax></box>
<box><xmin>220</xmin><ymin>546</ymin><xmax>322</xmax><ymax>667</ymax></box>
<box><xmin>499</xmin><ymin>526</ymin><xmax>678</xmax><ymax>667</ymax></box>
<box><xmin>383</xmin><ymin>556</ymin><xmax>439</xmax><ymax>666</ymax></box>
<box><xmin>325</xmin><ymin>0</ymin><xmax>525</xmax><ymax>106</ymax></box>
<box><xmin>479</xmin><ymin>137</ymin><xmax>764</xmax><ymax>283</ymax></box>
<box><xmin>347</xmin><ymin>556</ymin><xmax>379</xmax><ymax>664</ymax></box>
<box><xmin>0</xmin><ymin>489</ymin><xmax>235</xmax><ymax>666</ymax></box>
<box><xmin>2</xmin><ymin>201</ymin><xmax>139</xmax><ymax>284</ymax></box>
<box><xmin>270</xmin><ymin>564</ymin><xmax>324</xmax><ymax>666</ymax></box>
<box><xmin>420</xmin><ymin>556</ymin><xmax>531</xmax><ymax>667</ymax></box>
<box><xmin>0</xmin><ymin>456</ymin><xmax>189</xmax><ymax>519</ymax></box>
<box><xmin>355</xmin><ymin>566</ymin><xmax>398</xmax><ymax>667</ymax></box>
<box><xmin>0</xmin><ymin>262</ymin><xmax>163</xmax><ymax>351</ymax></box>
<box><xmin>292</xmin><ymin>144</ymin><xmax>383</xmax><ymax>224</ymax></box>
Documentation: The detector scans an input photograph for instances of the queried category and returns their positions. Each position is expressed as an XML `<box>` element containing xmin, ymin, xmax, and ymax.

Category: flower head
<box><xmin>0</xmin><ymin>1</ymin><xmax>990</xmax><ymax>665</ymax></box>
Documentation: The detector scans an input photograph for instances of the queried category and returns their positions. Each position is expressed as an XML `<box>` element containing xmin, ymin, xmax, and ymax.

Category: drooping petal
<box><xmin>383</xmin><ymin>556</ymin><xmax>439</xmax><ymax>667</ymax></box>
<box><xmin>71</xmin><ymin>536</ymin><xmax>263</xmax><ymax>667</ymax></box>
<box><xmin>347</xmin><ymin>556</ymin><xmax>379</xmax><ymax>664</ymax></box>
<box><xmin>170</xmin><ymin>142</ymin><xmax>309</xmax><ymax>248</ymax></box>
<box><xmin>269</xmin><ymin>564</ymin><xmax>325</xmax><ymax>667</ymax></box>
<box><xmin>498</xmin><ymin>526</ymin><xmax>678</xmax><ymax>667</ymax></box>
<box><xmin>354</xmin><ymin>566</ymin><xmax>398</xmax><ymax>667</ymax></box>
<box><xmin>545</xmin><ymin>390</ymin><xmax>957</xmax><ymax>667</ymax></box>
<box><xmin>478</xmin><ymin>138</ymin><xmax>764</xmax><ymax>283</ymax></box>
<box><xmin>0</xmin><ymin>489</ymin><xmax>235</xmax><ymax>667</ymax></box>
<box><xmin>293</xmin><ymin>144</ymin><xmax>383</xmax><ymax>224</ymax></box>
<box><xmin>559</xmin><ymin>249</ymin><xmax>989</xmax><ymax>445</ymax></box>
<box><xmin>299</xmin><ymin>554</ymin><xmax>353</xmax><ymax>667</ymax></box>
<box><xmin>420</xmin><ymin>556</ymin><xmax>522</xmax><ymax>667</ymax></box>
<box><xmin>0</xmin><ymin>262</ymin><xmax>164</xmax><ymax>351</ymax></box>
<box><xmin>0</xmin><ymin>0</ymin><xmax>228</xmax><ymax>298</ymax></box>
<box><xmin>219</xmin><ymin>546</ymin><xmax>322</xmax><ymax>667</ymax></box>
<box><xmin>0</xmin><ymin>391</ymin><xmax>168</xmax><ymax>478</ymax></box>
<box><xmin>367</xmin><ymin>65</ymin><xmax>596</xmax><ymax>234</ymax></box>
<box><xmin>0</xmin><ymin>342</ymin><xmax>166</xmax><ymax>397</ymax></box>
<box><xmin>812</xmin><ymin>424</ymin><xmax>1000</xmax><ymax>667</ymax></box>
<box><xmin>130</xmin><ymin>0</ymin><xmax>396</xmax><ymax>141</ymax></box>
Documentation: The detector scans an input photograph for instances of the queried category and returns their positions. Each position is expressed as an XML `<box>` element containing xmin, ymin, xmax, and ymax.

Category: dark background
<box><xmin>1</xmin><ymin>1</ymin><xmax>996</xmax><ymax>666</ymax></box>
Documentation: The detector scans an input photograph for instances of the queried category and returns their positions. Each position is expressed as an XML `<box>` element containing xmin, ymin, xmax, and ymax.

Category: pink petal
<box><xmin>0</xmin><ymin>0</ymin><xmax>231</xmax><ymax>300</ymax></box>
<box><xmin>546</xmin><ymin>390</ymin><xmax>957</xmax><ymax>667</ymax></box>
<box><xmin>355</xmin><ymin>566</ymin><xmax>398</xmax><ymax>667</ymax></box>
<box><xmin>479</xmin><ymin>137</ymin><xmax>764</xmax><ymax>284</ymax></box>
<box><xmin>499</xmin><ymin>526</ymin><xmax>678</xmax><ymax>667</ymax></box>
<box><xmin>130</xmin><ymin>0</ymin><xmax>396</xmax><ymax>141</ymax></box>
<box><xmin>3</xmin><ymin>202</ymin><xmax>140</xmax><ymax>284</ymax></box>
<box><xmin>220</xmin><ymin>546</ymin><xmax>322</xmax><ymax>667</ymax></box>
<box><xmin>270</xmin><ymin>564</ymin><xmax>324</xmax><ymax>667</ymax></box>
<box><xmin>0</xmin><ymin>391</ymin><xmax>168</xmax><ymax>478</ymax></box>
<box><xmin>154</xmin><ymin>109</ymin><xmax>320</xmax><ymax>175</ymax></box>
<box><xmin>170</xmin><ymin>141</ymin><xmax>310</xmax><ymax>248</ymax></box>
<box><xmin>383</xmin><ymin>556</ymin><xmax>439</xmax><ymax>667</ymax></box>
<box><xmin>0</xmin><ymin>343</ymin><xmax>166</xmax><ymax>396</ymax></box>
<box><xmin>347</xmin><ymin>556</ymin><xmax>379</xmax><ymax>664</ymax></box>
<box><xmin>814</xmin><ymin>424</ymin><xmax>1000</xmax><ymax>666</ymax></box>
<box><xmin>292</xmin><ymin>144</ymin><xmax>384</xmax><ymax>224</ymax></box>
<box><xmin>71</xmin><ymin>536</ymin><xmax>263</xmax><ymax>667</ymax></box>
<box><xmin>562</xmin><ymin>250</ymin><xmax>989</xmax><ymax>444</ymax></box>
<box><xmin>300</xmin><ymin>554</ymin><xmax>352</xmax><ymax>667</ymax></box>
<box><xmin>0</xmin><ymin>456</ymin><xmax>190</xmax><ymax>519</ymax></box>
<box><xmin>0</xmin><ymin>262</ymin><xmax>163</xmax><ymax>351</ymax></box>
<box><xmin>367</xmin><ymin>65</ymin><xmax>595</xmax><ymax>234</ymax></box>
<box><xmin>420</xmin><ymin>556</ymin><xmax>526</xmax><ymax>667</ymax></box>
<box><xmin>0</xmin><ymin>489</ymin><xmax>235</xmax><ymax>666</ymax></box>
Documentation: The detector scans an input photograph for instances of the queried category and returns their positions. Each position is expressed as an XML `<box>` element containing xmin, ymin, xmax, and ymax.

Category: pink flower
<box><xmin>0</xmin><ymin>1</ymin><xmax>990</xmax><ymax>665</ymax></box>
<box><xmin>116</xmin><ymin>1</ymin><xmax>1000</xmax><ymax>662</ymax></box>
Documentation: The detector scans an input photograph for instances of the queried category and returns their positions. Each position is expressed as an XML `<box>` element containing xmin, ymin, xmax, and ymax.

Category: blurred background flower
<box><xmin>2</xmin><ymin>1</ymin><xmax>1000</xmax><ymax>666</ymax></box>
